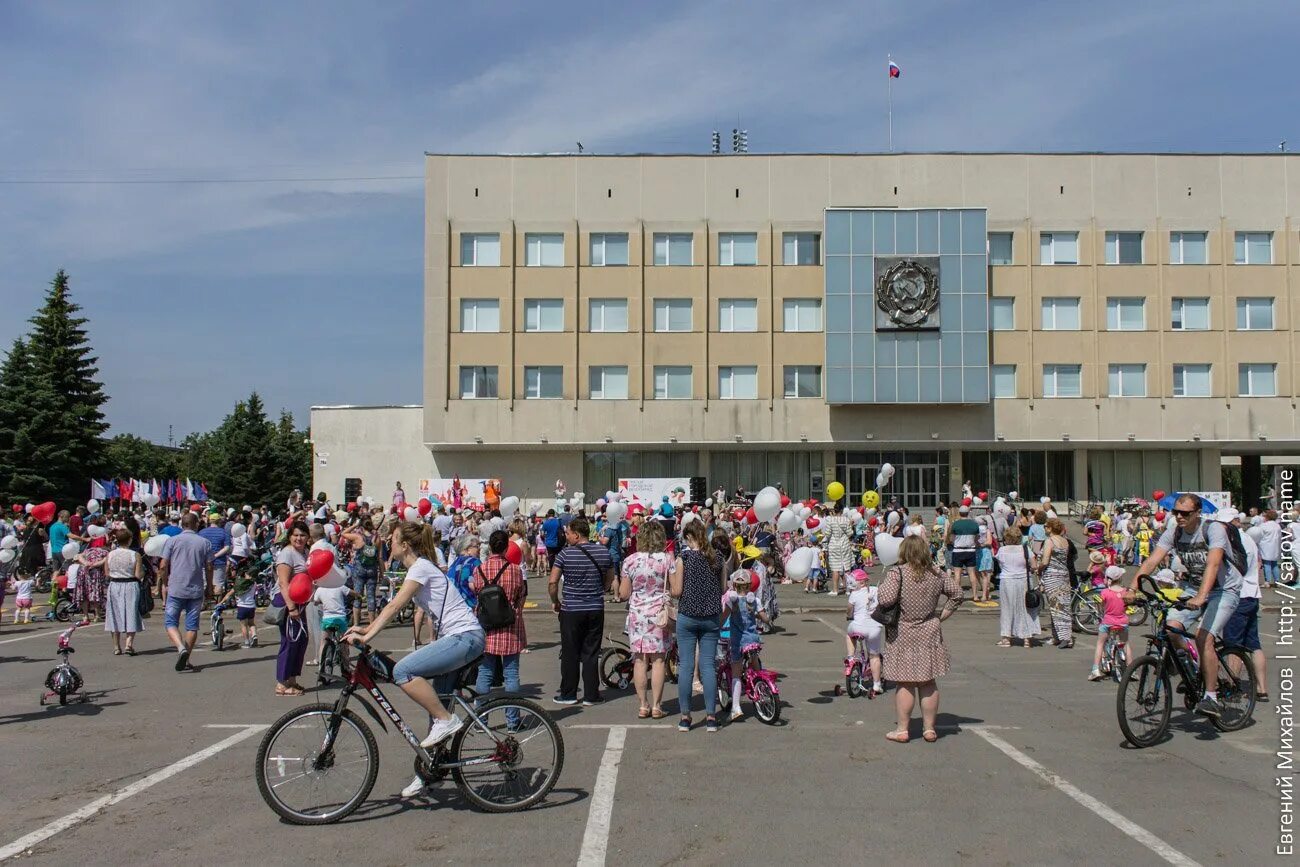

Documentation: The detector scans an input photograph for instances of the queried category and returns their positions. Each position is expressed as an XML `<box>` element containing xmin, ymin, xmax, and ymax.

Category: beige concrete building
<box><xmin>312</xmin><ymin>152</ymin><xmax>1300</xmax><ymax>509</ymax></box>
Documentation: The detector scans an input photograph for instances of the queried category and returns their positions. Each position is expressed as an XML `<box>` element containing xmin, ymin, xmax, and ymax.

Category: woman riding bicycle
<box><xmin>344</xmin><ymin>520</ymin><xmax>485</xmax><ymax>799</ymax></box>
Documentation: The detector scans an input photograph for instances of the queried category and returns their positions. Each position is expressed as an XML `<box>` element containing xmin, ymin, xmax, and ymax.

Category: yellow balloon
<box><xmin>861</xmin><ymin>490</ymin><xmax>880</xmax><ymax>510</ymax></box>
<box><xmin>826</xmin><ymin>481</ymin><xmax>845</xmax><ymax>502</ymax></box>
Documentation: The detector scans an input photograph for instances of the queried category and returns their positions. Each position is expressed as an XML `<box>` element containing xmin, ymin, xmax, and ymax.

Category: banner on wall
<box><xmin>618</xmin><ymin>478</ymin><xmax>691</xmax><ymax>505</ymax></box>
<box><xmin>417</xmin><ymin>478</ymin><xmax>502</xmax><ymax>506</ymax></box>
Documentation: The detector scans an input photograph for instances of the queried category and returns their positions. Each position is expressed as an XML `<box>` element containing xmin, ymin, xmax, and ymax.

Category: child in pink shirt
<box><xmin>1090</xmin><ymin>566</ymin><xmax>1133</xmax><ymax>681</ymax></box>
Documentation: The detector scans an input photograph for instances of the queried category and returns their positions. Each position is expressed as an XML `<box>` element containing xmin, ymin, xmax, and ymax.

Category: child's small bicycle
<box><xmin>600</xmin><ymin>632</ymin><xmax>679</xmax><ymax>690</ymax></box>
<box><xmin>210</xmin><ymin>605</ymin><xmax>229</xmax><ymax>650</ymax></box>
<box><xmin>1097</xmin><ymin>629</ymin><xmax>1127</xmax><ymax>682</ymax></box>
<box><xmin>836</xmin><ymin>638</ymin><xmax>881</xmax><ymax>699</ymax></box>
<box><xmin>41</xmin><ymin>619</ymin><xmax>91</xmax><ymax>706</ymax></box>
<box><xmin>715</xmin><ymin>640</ymin><xmax>781</xmax><ymax>724</ymax></box>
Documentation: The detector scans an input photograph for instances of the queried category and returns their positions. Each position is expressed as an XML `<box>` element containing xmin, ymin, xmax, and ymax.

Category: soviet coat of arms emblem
<box><xmin>874</xmin><ymin>257</ymin><xmax>940</xmax><ymax>329</ymax></box>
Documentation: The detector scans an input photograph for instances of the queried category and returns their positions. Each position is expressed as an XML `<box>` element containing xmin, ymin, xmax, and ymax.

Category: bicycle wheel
<box><xmin>1211</xmin><ymin>647</ymin><xmax>1257</xmax><ymax>732</ymax></box>
<box><xmin>450</xmin><ymin>696</ymin><xmax>564</xmax><ymax>813</ymax></box>
<box><xmin>600</xmin><ymin>648</ymin><xmax>630</xmax><ymax>689</ymax></box>
<box><xmin>716</xmin><ymin>667</ymin><xmax>732</xmax><ymax>712</ymax></box>
<box><xmin>255</xmin><ymin>703</ymin><xmax>378</xmax><ymax>825</ymax></box>
<box><xmin>55</xmin><ymin>600</ymin><xmax>74</xmax><ymax>622</ymax></box>
<box><xmin>665</xmin><ymin>651</ymin><xmax>678</xmax><ymax>684</ymax></box>
<box><xmin>1116</xmin><ymin>655</ymin><xmax>1171</xmax><ymax>748</ymax></box>
<box><xmin>1071</xmin><ymin>593</ymin><xmax>1101</xmax><ymax>635</ymax></box>
<box><xmin>1126</xmin><ymin>600</ymin><xmax>1149</xmax><ymax>627</ymax></box>
<box><xmin>211</xmin><ymin>622</ymin><xmax>223</xmax><ymax>650</ymax></box>
<box><xmin>846</xmin><ymin>665</ymin><xmax>864</xmax><ymax>698</ymax></box>
<box><xmin>751</xmin><ymin>680</ymin><xmax>781</xmax><ymax>724</ymax></box>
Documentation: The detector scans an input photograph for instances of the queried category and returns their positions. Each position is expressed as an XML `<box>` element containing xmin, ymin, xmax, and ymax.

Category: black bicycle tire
<box><xmin>1071</xmin><ymin>593</ymin><xmax>1101</xmax><ymax>635</ymax></box>
<box><xmin>1126</xmin><ymin>600</ymin><xmax>1149</xmax><ymax>628</ymax></box>
<box><xmin>450</xmin><ymin>696</ymin><xmax>565</xmax><ymax>813</ymax></box>
<box><xmin>665</xmin><ymin>652</ymin><xmax>679</xmax><ymax>684</ymax></box>
<box><xmin>255</xmin><ymin>703</ymin><xmax>378</xmax><ymax>825</ymax></box>
<box><xmin>1210</xmin><ymin>646</ymin><xmax>1258</xmax><ymax>732</ymax></box>
<box><xmin>846</xmin><ymin>668</ymin><xmax>864</xmax><ymax>698</ymax></box>
<box><xmin>716</xmin><ymin>668</ymin><xmax>732</xmax><ymax>711</ymax></box>
<box><xmin>752</xmin><ymin>680</ymin><xmax>781</xmax><ymax>724</ymax></box>
<box><xmin>1116</xmin><ymin>654</ymin><xmax>1170</xmax><ymax>748</ymax></box>
<box><xmin>600</xmin><ymin>648</ymin><xmax>629</xmax><ymax>689</ymax></box>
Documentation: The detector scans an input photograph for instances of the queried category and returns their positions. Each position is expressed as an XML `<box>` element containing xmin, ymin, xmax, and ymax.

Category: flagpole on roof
<box><xmin>887</xmin><ymin>54</ymin><xmax>893</xmax><ymax>153</ymax></box>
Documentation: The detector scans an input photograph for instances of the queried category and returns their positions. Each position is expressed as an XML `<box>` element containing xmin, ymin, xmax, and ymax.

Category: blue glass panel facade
<box><xmin>824</xmin><ymin>208</ymin><xmax>989</xmax><ymax>404</ymax></box>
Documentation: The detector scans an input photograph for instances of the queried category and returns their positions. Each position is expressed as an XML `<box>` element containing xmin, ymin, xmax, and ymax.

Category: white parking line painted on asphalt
<box><xmin>568</xmin><ymin>723</ymin><xmax>671</xmax><ymax>730</ymax></box>
<box><xmin>0</xmin><ymin>725</ymin><xmax>264</xmax><ymax>862</ymax></box>
<box><xmin>203</xmin><ymin>724</ymin><xmax>272</xmax><ymax>729</ymax></box>
<box><xmin>0</xmin><ymin>629</ymin><xmax>68</xmax><ymax>645</ymax></box>
<box><xmin>576</xmin><ymin>725</ymin><xmax>627</xmax><ymax>867</ymax></box>
<box><xmin>814</xmin><ymin>615</ymin><xmax>846</xmax><ymax>636</ymax></box>
<box><xmin>969</xmin><ymin>727</ymin><xmax>1201</xmax><ymax>867</ymax></box>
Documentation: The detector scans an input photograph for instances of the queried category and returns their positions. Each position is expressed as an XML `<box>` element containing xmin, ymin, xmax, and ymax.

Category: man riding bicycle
<box><xmin>1131</xmin><ymin>493</ymin><xmax>1244</xmax><ymax>718</ymax></box>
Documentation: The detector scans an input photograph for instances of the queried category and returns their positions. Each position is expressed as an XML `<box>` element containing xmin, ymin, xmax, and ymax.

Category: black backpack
<box><xmin>475</xmin><ymin>562</ymin><xmax>516</xmax><ymax>630</ymax></box>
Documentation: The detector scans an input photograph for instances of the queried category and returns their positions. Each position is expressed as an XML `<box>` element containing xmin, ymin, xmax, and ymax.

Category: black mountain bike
<box><xmin>255</xmin><ymin>637</ymin><xmax>564</xmax><ymax>824</ymax></box>
<box><xmin>1116</xmin><ymin>578</ymin><xmax>1257</xmax><ymax>748</ymax></box>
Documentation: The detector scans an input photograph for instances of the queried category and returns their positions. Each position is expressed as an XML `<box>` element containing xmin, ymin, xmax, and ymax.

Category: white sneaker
<box><xmin>419</xmin><ymin>715</ymin><xmax>464</xmax><ymax>748</ymax></box>
<box><xmin>401</xmin><ymin>775</ymin><xmax>427</xmax><ymax>798</ymax></box>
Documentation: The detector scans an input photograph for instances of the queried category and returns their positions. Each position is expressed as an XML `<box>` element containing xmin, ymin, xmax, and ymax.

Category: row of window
<box><xmin>463</xmin><ymin>229</ymin><xmax>1285</xmax><ymax>268</ymax></box>
<box><xmin>459</xmin><ymin>365</ymin><xmax>823</xmax><ymax>400</ymax></box>
<box><xmin>461</xmin><ymin>231</ymin><xmax>823</xmax><ymax>268</ymax></box>
<box><xmin>995</xmin><ymin>296</ymin><xmax>1278</xmax><ymax>332</ymax></box>
<box><xmin>998</xmin><ymin>363</ymin><xmax>1280</xmax><ymax>399</ymax></box>
<box><xmin>459</xmin><ymin>298</ymin><xmax>823</xmax><ymax>333</ymax></box>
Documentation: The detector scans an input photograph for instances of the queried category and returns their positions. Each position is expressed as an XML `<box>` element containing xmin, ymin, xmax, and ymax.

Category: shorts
<box><xmin>1098</xmin><ymin>623</ymin><xmax>1128</xmax><ymax>636</ymax></box>
<box><xmin>211</xmin><ymin>565</ymin><xmax>228</xmax><ymax>592</ymax></box>
<box><xmin>951</xmin><ymin>550</ymin><xmax>977</xmax><ymax>568</ymax></box>
<box><xmin>1167</xmin><ymin>588</ymin><xmax>1239</xmax><ymax>640</ymax></box>
<box><xmin>236</xmin><ymin>606</ymin><xmax>256</xmax><ymax>621</ymax></box>
<box><xmin>848</xmin><ymin>621</ymin><xmax>883</xmax><ymax>654</ymax></box>
<box><xmin>321</xmin><ymin>615</ymin><xmax>349</xmax><ymax>633</ymax></box>
<box><xmin>164</xmin><ymin>595</ymin><xmax>203</xmax><ymax>632</ymax></box>
<box><xmin>16</xmin><ymin>598</ymin><xmax>33</xmax><ymax>610</ymax></box>
<box><xmin>1222</xmin><ymin>596</ymin><xmax>1261</xmax><ymax>652</ymax></box>
<box><xmin>392</xmin><ymin>630</ymin><xmax>485</xmax><ymax>688</ymax></box>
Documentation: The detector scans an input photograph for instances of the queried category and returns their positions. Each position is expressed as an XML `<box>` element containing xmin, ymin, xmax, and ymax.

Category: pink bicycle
<box><xmin>715</xmin><ymin>640</ymin><xmax>781</xmax><ymax>724</ymax></box>
<box><xmin>41</xmin><ymin>618</ymin><xmax>91</xmax><ymax>706</ymax></box>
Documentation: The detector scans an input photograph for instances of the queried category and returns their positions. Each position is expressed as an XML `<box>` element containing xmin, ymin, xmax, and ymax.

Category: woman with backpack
<box><xmin>342</xmin><ymin>518</ymin><xmax>381</xmax><ymax>626</ymax></box>
<box><xmin>470</xmin><ymin>530</ymin><xmax>527</xmax><ymax>719</ymax></box>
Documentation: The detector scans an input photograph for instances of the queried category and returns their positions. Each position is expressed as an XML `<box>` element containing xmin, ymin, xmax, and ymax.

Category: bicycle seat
<box><xmin>61</xmin><ymin>646</ymin><xmax>75</xmax><ymax>653</ymax></box>
<box><xmin>453</xmin><ymin>655</ymin><xmax>485</xmax><ymax>691</ymax></box>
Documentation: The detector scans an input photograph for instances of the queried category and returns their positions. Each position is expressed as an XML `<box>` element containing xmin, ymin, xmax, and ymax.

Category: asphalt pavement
<box><xmin>0</xmin><ymin>586</ymin><xmax>1290</xmax><ymax>866</ymax></box>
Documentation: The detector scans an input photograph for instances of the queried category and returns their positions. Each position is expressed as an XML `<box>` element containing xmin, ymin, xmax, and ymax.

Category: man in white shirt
<box><xmin>1256</xmin><ymin>510</ymin><xmax>1282</xmax><ymax>588</ymax></box>
<box><xmin>1223</xmin><ymin>510</ymin><xmax>1268</xmax><ymax>702</ymax></box>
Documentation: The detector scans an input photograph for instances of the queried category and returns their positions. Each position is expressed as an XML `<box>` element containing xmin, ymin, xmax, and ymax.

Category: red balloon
<box><xmin>745</xmin><ymin>507</ymin><xmax>758</xmax><ymax>525</ymax></box>
<box><xmin>962</xmin><ymin>497</ymin><xmax>973</xmax><ymax>507</ymax></box>
<box><xmin>1152</xmin><ymin>489</ymin><xmax>1166</xmax><ymax>501</ymax></box>
<box><xmin>56</xmin><ymin>572</ymin><xmax>68</xmax><ymax>590</ymax></box>
<box><xmin>505</xmin><ymin>540</ymin><xmax>523</xmax><ymax>565</ymax></box>
<box><xmin>868</xmin><ymin>516</ymin><xmax>879</xmax><ymax>527</ymax></box>
<box><xmin>346</xmin><ymin>501</ymin><xmax>357</xmax><ymax>512</ymax></box>
<box><xmin>288</xmin><ymin>572</ymin><xmax>314</xmax><ymax>605</ymax></box>
<box><xmin>307</xmin><ymin>548</ymin><xmax>335</xmax><ymax>581</ymax></box>
<box><xmin>805</xmin><ymin>517</ymin><xmax>820</xmax><ymax>529</ymax></box>
<box><xmin>417</xmin><ymin>498</ymin><xmax>432</xmax><ymax>516</ymax></box>
<box><xmin>189</xmin><ymin>503</ymin><xmax>203</xmax><ymax>512</ymax></box>
<box><xmin>1154</xmin><ymin>511</ymin><xmax>1167</xmax><ymax>522</ymax></box>
<box><xmin>977</xmin><ymin>491</ymin><xmax>988</xmax><ymax>500</ymax></box>
<box><xmin>780</xmin><ymin>495</ymin><xmax>791</xmax><ymax>508</ymax></box>
<box><xmin>31</xmin><ymin>501</ymin><xmax>57</xmax><ymax>525</ymax></box>
<box><xmin>10</xmin><ymin>504</ymin><xmax>19</xmax><ymax>513</ymax></box>
<box><xmin>732</xmin><ymin>508</ymin><xmax>745</xmax><ymax>521</ymax></box>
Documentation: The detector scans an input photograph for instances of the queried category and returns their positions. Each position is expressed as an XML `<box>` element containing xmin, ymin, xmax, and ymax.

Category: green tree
<box><xmin>104</xmin><ymin>433</ymin><xmax>180</xmax><ymax>480</ymax></box>
<box><xmin>268</xmin><ymin>410</ymin><xmax>311</xmax><ymax>507</ymax></box>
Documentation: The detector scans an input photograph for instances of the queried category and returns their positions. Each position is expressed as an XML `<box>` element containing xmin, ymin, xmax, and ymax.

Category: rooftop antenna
<box><xmin>1280</xmin><ymin>140</ymin><xmax>1287</xmax><ymax>153</ymax></box>
<box><xmin>711</xmin><ymin>130</ymin><xmax>720</xmax><ymax>154</ymax></box>
<box><xmin>576</xmin><ymin>142</ymin><xmax>584</xmax><ymax>153</ymax></box>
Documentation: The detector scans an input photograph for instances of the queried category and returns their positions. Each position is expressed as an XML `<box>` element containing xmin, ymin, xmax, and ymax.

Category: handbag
<box><xmin>263</xmin><ymin>591</ymin><xmax>287</xmax><ymax>627</ymax></box>
<box><xmin>871</xmin><ymin>566</ymin><xmax>904</xmax><ymax>627</ymax></box>
<box><xmin>137</xmin><ymin>581</ymin><xmax>155</xmax><ymax>617</ymax></box>
<box><xmin>1023</xmin><ymin>543</ymin><xmax>1042</xmax><ymax>609</ymax></box>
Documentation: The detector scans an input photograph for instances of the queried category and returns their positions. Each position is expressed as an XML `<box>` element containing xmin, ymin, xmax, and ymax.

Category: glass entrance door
<box><xmin>903</xmin><ymin>466</ymin><xmax>940</xmax><ymax>510</ymax></box>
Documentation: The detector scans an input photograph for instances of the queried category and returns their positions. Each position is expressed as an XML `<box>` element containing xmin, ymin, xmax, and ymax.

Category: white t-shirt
<box><xmin>232</xmin><ymin>534</ymin><xmax>254</xmax><ymax>558</ymax></box>
<box><xmin>1257</xmin><ymin>520</ymin><xmax>1282</xmax><ymax>561</ymax></box>
<box><xmin>848</xmin><ymin>586</ymin><xmax>878</xmax><ymax>634</ymax></box>
<box><xmin>404</xmin><ymin>557</ymin><xmax>482</xmax><ymax>639</ymax></box>
<box><xmin>995</xmin><ymin>545</ymin><xmax>1030</xmax><ymax>580</ymax></box>
<box><xmin>1239</xmin><ymin>531</ymin><xmax>1261</xmax><ymax>600</ymax></box>
<box><xmin>15</xmin><ymin>578</ymin><xmax>34</xmax><ymax>601</ymax></box>
<box><xmin>313</xmin><ymin>585</ymin><xmax>352</xmax><ymax>618</ymax></box>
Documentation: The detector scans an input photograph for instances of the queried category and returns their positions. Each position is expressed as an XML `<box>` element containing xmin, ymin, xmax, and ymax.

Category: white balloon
<box><xmin>971</xmin><ymin>496</ymin><xmax>983</xmax><ymax>506</ymax></box>
<box><xmin>0</xmin><ymin>536</ymin><xmax>17</xmax><ymax>549</ymax></box>
<box><xmin>1008</xmin><ymin>491</ymin><xmax>1019</xmax><ymax>500</ymax></box>
<box><xmin>144</xmin><ymin>535</ymin><xmax>168</xmax><ymax>557</ymax></box>
<box><xmin>886</xmin><ymin>511</ymin><xmax>901</xmax><ymax>529</ymax></box>
<box><xmin>605</xmin><ymin>491</ymin><xmax>618</xmax><ymax>503</ymax></box>
<box><xmin>403</xmin><ymin>507</ymin><xmax>421</xmax><ymax>522</ymax></box>
<box><xmin>875</xmin><ymin>532</ymin><xmax>902</xmax><ymax>566</ymax></box>
<box><xmin>1040</xmin><ymin>496</ymin><xmax>1051</xmax><ymax>505</ymax></box>
<box><xmin>573</xmin><ymin>491</ymin><xmax>585</xmax><ymax>502</ymax></box>
<box><xmin>315</xmin><ymin>565</ymin><xmax>348</xmax><ymax>589</ymax></box>
<box><xmin>569</xmin><ymin>496</ymin><xmax>582</xmax><ymax>510</ymax></box>
<box><xmin>880</xmin><ymin>462</ymin><xmax>895</xmax><ymax>477</ymax></box>
<box><xmin>0</xmin><ymin>549</ymin><xmax>14</xmax><ymax>564</ymax></box>
<box><xmin>784</xmin><ymin>547</ymin><xmax>817</xmax><ymax>580</ymax></box>
<box><xmin>606</xmin><ymin>501</ymin><xmax>628</xmax><ymax>523</ymax></box>
<box><xmin>680</xmin><ymin>512</ymin><xmax>698</xmax><ymax>528</ymax></box>
<box><xmin>875</xmin><ymin>473</ymin><xmax>887</xmax><ymax>489</ymax></box>
<box><xmin>845</xmin><ymin>509</ymin><xmax>861</xmax><ymax>524</ymax></box>
<box><xmin>142</xmin><ymin>493</ymin><xmax>160</xmax><ymax>508</ymax></box>
<box><xmin>776</xmin><ymin>509</ymin><xmax>800</xmax><ymax>533</ymax></box>
<box><xmin>866</xmin><ymin>507</ymin><xmax>878</xmax><ymax>517</ymax></box>
<box><xmin>87</xmin><ymin>499</ymin><xmax>100</xmax><ymax>514</ymax></box>
<box><xmin>61</xmin><ymin>541</ymin><xmax>80</xmax><ymax>559</ymax></box>
<box><xmin>25</xmin><ymin>503</ymin><xmax>33</xmax><ymax>514</ymax></box>
<box><xmin>705</xmin><ymin>498</ymin><xmax>714</xmax><ymax>507</ymax></box>
<box><xmin>87</xmin><ymin>525</ymin><xmax>107</xmax><ymax>538</ymax></box>
<box><xmin>230</xmin><ymin>522</ymin><xmax>247</xmax><ymax>539</ymax></box>
<box><xmin>753</xmin><ymin>487</ymin><xmax>782</xmax><ymax>523</ymax></box>
<box><xmin>499</xmin><ymin>496</ymin><xmax>519</xmax><ymax>518</ymax></box>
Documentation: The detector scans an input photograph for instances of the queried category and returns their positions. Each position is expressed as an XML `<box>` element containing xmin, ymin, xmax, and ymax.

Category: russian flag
<box><xmin>888</xmin><ymin>60</ymin><xmax>901</xmax><ymax>79</ymax></box>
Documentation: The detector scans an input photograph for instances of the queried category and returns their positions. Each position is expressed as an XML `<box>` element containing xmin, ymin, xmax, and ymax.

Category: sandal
<box><xmin>922</xmin><ymin>730</ymin><xmax>939</xmax><ymax>743</ymax></box>
<box><xmin>113</xmin><ymin>648</ymin><xmax>123</xmax><ymax>656</ymax></box>
<box><xmin>995</xmin><ymin>639</ymin><xmax>1011</xmax><ymax>647</ymax></box>
<box><xmin>125</xmin><ymin>647</ymin><xmax>137</xmax><ymax>656</ymax></box>
<box><xmin>885</xmin><ymin>729</ymin><xmax>910</xmax><ymax>743</ymax></box>
<box><xmin>276</xmin><ymin>685</ymin><xmax>305</xmax><ymax>697</ymax></box>
<box><xmin>651</xmin><ymin>707</ymin><xmax>667</xmax><ymax>719</ymax></box>
<box><xmin>637</xmin><ymin>706</ymin><xmax>651</xmax><ymax>719</ymax></box>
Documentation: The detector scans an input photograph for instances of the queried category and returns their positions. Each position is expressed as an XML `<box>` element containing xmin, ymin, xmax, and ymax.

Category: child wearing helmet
<box><xmin>722</xmin><ymin>567</ymin><xmax>768</xmax><ymax>720</ymax></box>
<box><xmin>1089</xmin><ymin>565</ymin><xmax>1134</xmax><ymax>681</ymax></box>
<box><xmin>845</xmin><ymin>569</ymin><xmax>884</xmax><ymax>696</ymax></box>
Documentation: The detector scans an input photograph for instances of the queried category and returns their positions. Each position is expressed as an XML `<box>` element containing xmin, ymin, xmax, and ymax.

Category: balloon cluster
<box><xmin>875</xmin><ymin>463</ymin><xmax>895</xmax><ymax>491</ymax></box>
<box><xmin>285</xmin><ymin>549</ymin><xmax>348</xmax><ymax>605</ymax></box>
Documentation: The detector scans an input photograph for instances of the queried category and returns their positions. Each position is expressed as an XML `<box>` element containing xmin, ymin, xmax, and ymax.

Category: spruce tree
<box><xmin>0</xmin><ymin>339</ymin><xmax>34</xmax><ymax>501</ymax></box>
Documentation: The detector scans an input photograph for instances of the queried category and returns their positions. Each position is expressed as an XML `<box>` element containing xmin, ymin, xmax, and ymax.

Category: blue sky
<box><xmin>1</xmin><ymin>0</ymin><xmax>1294</xmax><ymax>442</ymax></box>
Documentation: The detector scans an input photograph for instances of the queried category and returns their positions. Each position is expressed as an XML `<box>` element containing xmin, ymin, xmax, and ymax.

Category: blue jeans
<box><xmin>676</xmin><ymin>614</ymin><xmax>721</xmax><ymax>718</ymax></box>
<box><xmin>351</xmin><ymin>565</ymin><xmax>379</xmax><ymax>611</ymax></box>
<box><xmin>475</xmin><ymin>653</ymin><xmax>521</xmax><ymax>727</ymax></box>
<box><xmin>1261</xmin><ymin>560</ymin><xmax>1280</xmax><ymax>585</ymax></box>
<box><xmin>393</xmin><ymin>629</ymin><xmax>485</xmax><ymax>695</ymax></box>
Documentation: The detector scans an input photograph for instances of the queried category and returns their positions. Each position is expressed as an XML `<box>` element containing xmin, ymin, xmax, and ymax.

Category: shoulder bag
<box><xmin>1022</xmin><ymin>543</ymin><xmax>1042</xmax><ymax>610</ymax></box>
<box><xmin>871</xmin><ymin>566</ymin><xmax>904</xmax><ymax>627</ymax></box>
<box><xmin>475</xmin><ymin>562</ymin><xmax>516</xmax><ymax>630</ymax></box>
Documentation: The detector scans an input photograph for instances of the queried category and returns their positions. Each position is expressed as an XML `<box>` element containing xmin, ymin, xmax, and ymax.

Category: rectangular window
<box><xmin>1039</xmin><ymin>231</ymin><xmax>1079</xmax><ymax>265</ymax></box>
<box><xmin>1042</xmin><ymin>364</ymin><xmax>1082</xmax><ymax>398</ymax></box>
<box><xmin>460</xmin><ymin>233</ymin><xmax>500</xmax><ymax>267</ymax></box>
<box><xmin>988</xmin><ymin>232</ymin><xmax>1013</xmax><ymax>265</ymax></box>
<box><xmin>589</xmin><ymin>366</ymin><xmax>629</xmax><ymax>400</ymax></box>
<box><xmin>990</xmin><ymin>297</ymin><xmax>1015</xmax><ymax>330</ymax></box>
<box><xmin>782</xmin><ymin>232</ymin><xmax>821</xmax><ymax>265</ymax></box>
<box><xmin>1234</xmin><ymin>231</ymin><xmax>1273</xmax><ymax>265</ymax></box>
<box><xmin>1171</xmin><ymin>297</ymin><xmax>1210</xmax><ymax>331</ymax></box>
<box><xmin>653</xmin><ymin>365</ymin><xmax>692</xmax><ymax>399</ymax></box>
<box><xmin>523</xmin><ymin>298</ymin><xmax>564</xmax><ymax>332</ymax></box>
<box><xmin>653</xmin><ymin>298</ymin><xmax>692</xmax><ymax>332</ymax></box>
<box><xmin>718</xmin><ymin>298</ymin><xmax>758</xmax><ymax>332</ymax></box>
<box><xmin>459</xmin><ymin>365</ymin><xmax>498</xmax><ymax>399</ymax></box>
<box><xmin>652</xmin><ymin>232</ymin><xmax>693</xmax><ymax>266</ymax></box>
<box><xmin>782</xmin><ymin>299</ymin><xmax>822</xmax><ymax>332</ymax></box>
<box><xmin>523</xmin><ymin>366</ymin><xmax>563</xmax><ymax>399</ymax></box>
<box><xmin>1107</xmin><ymin>363</ymin><xmax>1147</xmax><ymax>397</ymax></box>
<box><xmin>1172</xmin><ymin>364</ymin><xmax>1211</xmax><ymax>398</ymax></box>
<box><xmin>459</xmin><ymin>299</ymin><xmax>499</xmax><ymax>333</ymax></box>
<box><xmin>719</xmin><ymin>366</ymin><xmax>758</xmax><ymax>399</ymax></box>
<box><xmin>524</xmin><ymin>233</ymin><xmax>564</xmax><ymax>267</ymax></box>
<box><xmin>991</xmin><ymin>364</ymin><xmax>1016</xmax><ymax>398</ymax></box>
<box><xmin>1235</xmin><ymin>297</ymin><xmax>1275</xmax><ymax>331</ymax></box>
<box><xmin>1104</xmin><ymin>231</ymin><xmax>1144</xmax><ymax>265</ymax></box>
<box><xmin>588</xmin><ymin>298</ymin><xmax>628</xmax><ymax>333</ymax></box>
<box><xmin>588</xmin><ymin>232</ymin><xmax>628</xmax><ymax>267</ymax></box>
<box><xmin>782</xmin><ymin>365</ymin><xmax>822</xmax><ymax>398</ymax></box>
<box><xmin>1106</xmin><ymin>297</ymin><xmax>1145</xmax><ymax>331</ymax></box>
<box><xmin>718</xmin><ymin>232</ymin><xmax>758</xmax><ymax>266</ymax></box>
<box><xmin>1169</xmin><ymin>231</ymin><xmax>1207</xmax><ymax>264</ymax></box>
<box><xmin>1041</xmin><ymin>297</ymin><xmax>1081</xmax><ymax>330</ymax></box>
<box><xmin>1238</xmin><ymin>363</ymin><xmax>1277</xmax><ymax>397</ymax></box>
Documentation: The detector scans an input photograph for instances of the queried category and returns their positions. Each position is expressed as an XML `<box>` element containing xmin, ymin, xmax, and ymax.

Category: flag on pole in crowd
<box><xmin>151</xmin><ymin>479</ymin><xmax>160</xmax><ymax>502</ymax></box>
<box><xmin>119</xmin><ymin>479</ymin><xmax>134</xmax><ymax>503</ymax></box>
<box><xmin>90</xmin><ymin>479</ymin><xmax>107</xmax><ymax>500</ymax></box>
<box><xmin>184</xmin><ymin>479</ymin><xmax>195</xmax><ymax>501</ymax></box>
<box><xmin>888</xmin><ymin>59</ymin><xmax>901</xmax><ymax>78</ymax></box>
<box><xmin>197</xmin><ymin>483</ymin><xmax>209</xmax><ymax>502</ymax></box>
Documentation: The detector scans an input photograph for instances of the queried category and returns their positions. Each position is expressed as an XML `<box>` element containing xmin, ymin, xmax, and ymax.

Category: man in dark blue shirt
<box><xmin>542</xmin><ymin>510</ymin><xmax>564</xmax><ymax>568</ymax></box>
<box><xmin>548</xmin><ymin>517</ymin><xmax>614</xmax><ymax>705</ymax></box>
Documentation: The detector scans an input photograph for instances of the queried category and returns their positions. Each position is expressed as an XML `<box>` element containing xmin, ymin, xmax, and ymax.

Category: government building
<box><xmin>311</xmin><ymin>152</ymin><xmax>1299</xmax><ymax>509</ymax></box>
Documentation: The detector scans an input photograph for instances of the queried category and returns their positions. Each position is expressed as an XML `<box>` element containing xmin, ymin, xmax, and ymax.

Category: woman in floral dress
<box><xmin>74</xmin><ymin>544</ymin><xmax>109</xmax><ymax>622</ymax></box>
<box><xmin>617</xmin><ymin>520</ymin><xmax>671</xmax><ymax>719</ymax></box>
